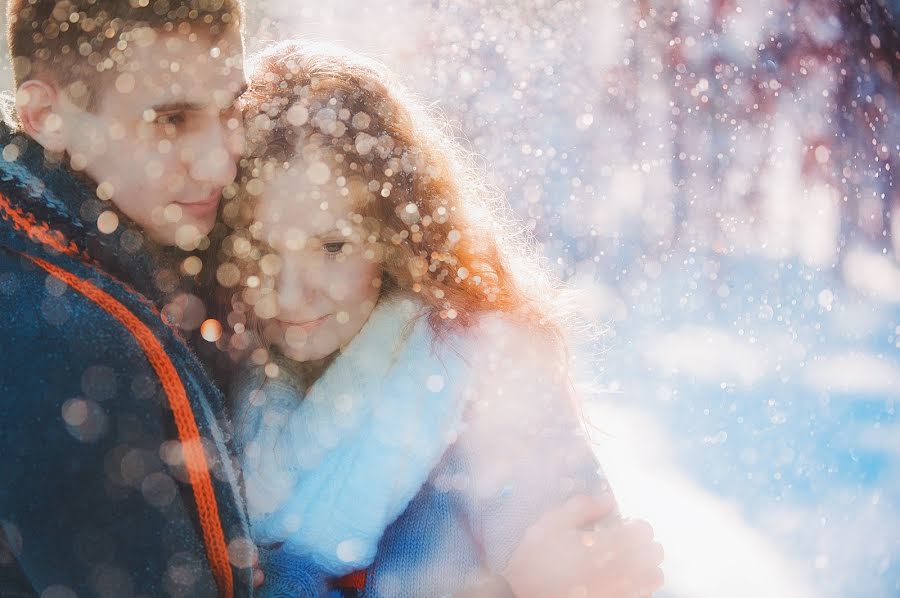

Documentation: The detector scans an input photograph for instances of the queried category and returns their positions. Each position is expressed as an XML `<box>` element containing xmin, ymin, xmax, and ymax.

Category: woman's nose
<box><xmin>277</xmin><ymin>263</ymin><xmax>316</xmax><ymax>316</ymax></box>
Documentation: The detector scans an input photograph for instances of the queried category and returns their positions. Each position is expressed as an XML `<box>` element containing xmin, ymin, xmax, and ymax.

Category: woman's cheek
<box><xmin>323</xmin><ymin>257</ymin><xmax>377</xmax><ymax>305</ymax></box>
<box><xmin>351</xmin><ymin>259</ymin><xmax>383</xmax><ymax>303</ymax></box>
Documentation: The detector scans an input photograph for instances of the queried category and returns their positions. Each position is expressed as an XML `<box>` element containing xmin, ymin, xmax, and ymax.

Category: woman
<box><xmin>215</xmin><ymin>40</ymin><xmax>663</xmax><ymax>597</ymax></box>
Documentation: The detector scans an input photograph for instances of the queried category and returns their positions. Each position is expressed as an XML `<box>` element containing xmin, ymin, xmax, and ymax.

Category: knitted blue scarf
<box><xmin>232</xmin><ymin>295</ymin><xmax>468</xmax><ymax>576</ymax></box>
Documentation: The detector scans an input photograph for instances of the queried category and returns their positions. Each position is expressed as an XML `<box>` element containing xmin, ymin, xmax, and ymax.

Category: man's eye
<box><xmin>323</xmin><ymin>241</ymin><xmax>346</xmax><ymax>255</ymax></box>
<box><xmin>156</xmin><ymin>112</ymin><xmax>186</xmax><ymax>126</ymax></box>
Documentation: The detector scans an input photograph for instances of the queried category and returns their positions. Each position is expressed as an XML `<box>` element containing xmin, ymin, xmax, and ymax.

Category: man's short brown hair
<box><xmin>7</xmin><ymin>0</ymin><xmax>244</xmax><ymax>109</ymax></box>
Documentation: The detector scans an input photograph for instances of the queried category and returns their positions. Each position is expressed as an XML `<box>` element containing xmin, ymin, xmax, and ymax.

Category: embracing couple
<box><xmin>0</xmin><ymin>2</ymin><xmax>662</xmax><ymax>597</ymax></box>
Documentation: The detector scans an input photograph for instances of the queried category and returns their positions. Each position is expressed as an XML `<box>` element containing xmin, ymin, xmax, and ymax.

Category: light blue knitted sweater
<box><xmin>231</xmin><ymin>295</ymin><xmax>609</xmax><ymax>597</ymax></box>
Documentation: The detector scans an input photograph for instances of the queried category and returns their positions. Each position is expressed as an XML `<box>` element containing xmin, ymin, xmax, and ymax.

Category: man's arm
<box><xmin>0</xmin><ymin>529</ymin><xmax>35</xmax><ymax>598</ymax></box>
<box><xmin>0</xmin><ymin>256</ymin><xmax>229</xmax><ymax>596</ymax></box>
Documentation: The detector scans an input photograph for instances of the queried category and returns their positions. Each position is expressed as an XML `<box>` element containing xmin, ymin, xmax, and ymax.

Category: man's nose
<box><xmin>187</xmin><ymin>122</ymin><xmax>238</xmax><ymax>187</ymax></box>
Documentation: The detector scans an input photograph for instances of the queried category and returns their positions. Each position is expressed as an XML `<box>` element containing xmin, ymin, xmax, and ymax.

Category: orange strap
<box><xmin>331</xmin><ymin>568</ymin><xmax>368</xmax><ymax>590</ymax></box>
<box><xmin>0</xmin><ymin>193</ymin><xmax>85</xmax><ymax>259</ymax></box>
<box><xmin>25</xmin><ymin>255</ymin><xmax>235</xmax><ymax>598</ymax></box>
<box><xmin>0</xmin><ymin>191</ymin><xmax>178</xmax><ymax>326</ymax></box>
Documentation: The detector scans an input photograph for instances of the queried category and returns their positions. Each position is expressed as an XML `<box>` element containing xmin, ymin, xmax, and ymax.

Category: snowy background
<box><xmin>3</xmin><ymin>1</ymin><xmax>899</xmax><ymax>596</ymax></box>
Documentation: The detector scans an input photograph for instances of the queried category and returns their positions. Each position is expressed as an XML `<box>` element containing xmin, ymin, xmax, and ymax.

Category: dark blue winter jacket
<box><xmin>0</xmin><ymin>123</ymin><xmax>256</xmax><ymax>597</ymax></box>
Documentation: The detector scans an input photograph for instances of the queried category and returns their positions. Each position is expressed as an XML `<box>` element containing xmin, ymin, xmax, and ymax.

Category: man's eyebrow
<box><xmin>150</xmin><ymin>101</ymin><xmax>204</xmax><ymax>113</ymax></box>
<box><xmin>149</xmin><ymin>84</ymin><xmax>248</xmax><ymax>114</ymax></box>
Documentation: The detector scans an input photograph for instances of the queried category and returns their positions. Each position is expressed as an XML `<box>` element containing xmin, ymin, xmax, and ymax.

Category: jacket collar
<box><xmin>0</xmin><ymin>121</ymin><xmax>197</xmax><ymax>306</ymax></box>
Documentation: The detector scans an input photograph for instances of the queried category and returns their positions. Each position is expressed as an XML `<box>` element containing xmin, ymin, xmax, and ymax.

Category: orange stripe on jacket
<box><xmin>25</xmin><ymin>255</ymin><xmax>235</xmax><ymax>598</ymax></box>
<box><xmin>0</xmin><ymin>192</ymin><xmax>171</xmax><ymax>323</ymax></box>
<box><xmin>331</xmin><ymin>569</ymin><xmax>368</xmax><ymax>590</ymax></box>
<box><xmin>0</xmin><ymin>193</ymin><xmax>85</xmax><ymax>259</ymax></box>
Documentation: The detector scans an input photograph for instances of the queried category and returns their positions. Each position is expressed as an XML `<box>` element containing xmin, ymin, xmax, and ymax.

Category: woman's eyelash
<box><xmin>323</xmin><ymin>241</ymin><xmax>346</xmax><ymax>255</ymax></box>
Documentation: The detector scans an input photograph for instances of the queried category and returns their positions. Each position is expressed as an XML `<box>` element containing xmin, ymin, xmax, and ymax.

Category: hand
<box><xmin>502</xmin><ymin>493</ymin><xmax>664</xmax><ymax>598</ymax></box>
<box><xmin>252</xmin><ymin>552</ymin><xmax>265</xmax><ymax>588</ymax></box>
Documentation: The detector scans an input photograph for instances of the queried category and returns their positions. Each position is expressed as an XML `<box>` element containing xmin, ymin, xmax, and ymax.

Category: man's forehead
<box><xmin>123</xmin><ymin>30</ymin><xmax>243</xmax><ymax>73</ymax></box>
<box><xmin>132</xmin><ymin>68</ymin><xmax>247</xmax><ymax>108</ymax></box>
<box><xmin>101</xmin><ymin>29</ymin><xmax>246</xmax><ymax>110</ymax></box>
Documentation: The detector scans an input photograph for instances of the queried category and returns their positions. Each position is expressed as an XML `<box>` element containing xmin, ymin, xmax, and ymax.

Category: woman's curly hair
<box><xmin>213</xmin><ymin>39</ymin><xmax>572</xmax><ymax>360</ymax></box>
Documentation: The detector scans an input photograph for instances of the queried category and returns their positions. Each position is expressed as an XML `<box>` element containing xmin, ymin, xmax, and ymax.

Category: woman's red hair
<box><xmin>217</xmin><ymin>40</ymin><xmax>572</xmax><ymax>357</ymax></box>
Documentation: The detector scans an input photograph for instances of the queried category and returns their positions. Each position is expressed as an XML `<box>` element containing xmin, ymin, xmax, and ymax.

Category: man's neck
<box><xmin>0</xmin><ymin>122</ymin><xmax>193</xmax><ymax>307</ymax></box>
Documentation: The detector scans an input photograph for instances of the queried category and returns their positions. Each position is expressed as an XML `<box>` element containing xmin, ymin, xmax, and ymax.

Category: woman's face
<box><xmin>256</xmin><ymin>160</ymin><xmax>382</xmax><ymax>362</ymax></box>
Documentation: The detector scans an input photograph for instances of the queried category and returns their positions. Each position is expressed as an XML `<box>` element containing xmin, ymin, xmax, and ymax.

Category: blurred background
<box><xmin>4</xmin><ymin>1</ymin><xmax>898</xmax><ymax>596</ymax></box>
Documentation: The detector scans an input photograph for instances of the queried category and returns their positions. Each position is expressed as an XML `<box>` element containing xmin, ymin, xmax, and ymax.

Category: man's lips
<box><xmin>175</xmin><ymin>190</ymin><xmax>221</xmax><ymax>215</ymax></box>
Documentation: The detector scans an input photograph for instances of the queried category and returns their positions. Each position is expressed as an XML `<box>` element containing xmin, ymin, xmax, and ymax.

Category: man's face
<box><xmin>59</xmin><ymin>29</ymin><xmax>246</xmax><ymax>247</ymax></box>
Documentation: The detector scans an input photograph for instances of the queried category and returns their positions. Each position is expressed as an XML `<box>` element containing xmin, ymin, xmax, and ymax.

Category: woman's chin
<box><xmin>280</xmin><ymin>343</ymin><xmax>332</xmax><ymax>364</ymax></box>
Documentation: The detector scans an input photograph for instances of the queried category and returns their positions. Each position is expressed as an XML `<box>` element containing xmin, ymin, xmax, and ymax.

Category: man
<box><xmin>0</xmin><ymin>2</ymin><xmax>255</xmax><ymax>595</ymax></box>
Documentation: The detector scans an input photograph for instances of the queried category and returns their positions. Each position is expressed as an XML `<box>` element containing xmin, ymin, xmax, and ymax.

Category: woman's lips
<box><xmin>280</xmin><ymin>315</ymin><xmax>330</xmax><ymax>333</ymax></box>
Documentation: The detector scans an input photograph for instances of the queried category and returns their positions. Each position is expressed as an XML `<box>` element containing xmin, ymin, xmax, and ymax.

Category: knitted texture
<box><xmin>364</xmin><ymin>313</ymin><xmax>610</xmax><ymax>597</ymax></box>
<box><xmin>0</xmin><ymin>123</ymin><xmax>254</xmax><ymax>597</ymax></box>
<box><xmin>232</xmin><ymin>295</ymin><xmax>469</xmax><ymax>576</ymax></box>
<box><xmin>0</xmin><ymin>192</ymin><xmax>86</xmax><ymax>259</ymax></box>
<box><xmin>231</xmin><ymin>295</ymin><xmax>611</xmax><ymax>597</ymax></box>
<box><xmin>255</xmin><ymin>546</ymin><xmax>329</xmax><ymax>597</ymax></box>
<box><xmin>25</xmin><ymin>254</ymin><xmax>235</xmax><ymax>597</ymax></box>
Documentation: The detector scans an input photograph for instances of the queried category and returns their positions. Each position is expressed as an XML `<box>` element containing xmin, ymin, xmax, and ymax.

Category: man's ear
<box><xmin>15</xmin><ymin>80</ymin><xmax>67</xmax><ymax>152</ymax></box>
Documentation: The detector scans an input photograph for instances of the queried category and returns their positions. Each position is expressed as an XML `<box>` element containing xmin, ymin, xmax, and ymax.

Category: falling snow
<box><xmin>0</xmin><ymin>1</ymin><xmax>898</xmax><ymax>597</ymax></box>
<box><xmin>230</xmin><ymin>3</ymin><xmax>900</xmax><ymax>597</ymax></box>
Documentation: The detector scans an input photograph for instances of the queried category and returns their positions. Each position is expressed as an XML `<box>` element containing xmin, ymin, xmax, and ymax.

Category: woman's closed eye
<box><xmin>323</xmin><ymin>241</ymin><xmax>347</xmax><ymax>256</ymax></box>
